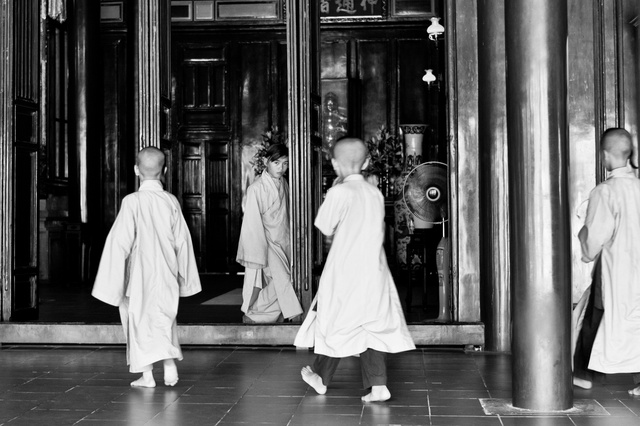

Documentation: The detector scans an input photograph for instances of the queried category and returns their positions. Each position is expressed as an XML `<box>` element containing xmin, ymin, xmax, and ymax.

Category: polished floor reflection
<box><xmin>38</xmin><ymin>274</ymin><xmax>245</xmax><ymax>323</ymax></box>
<box><xmin>0</xmin><ymin>345</ymin><xmax>638</xmax><ymax>425</ymax></box>
<box><xmin>37</xmin><ymin>271</ymin><xmax>441</xmax><ymax>324</ymax></box>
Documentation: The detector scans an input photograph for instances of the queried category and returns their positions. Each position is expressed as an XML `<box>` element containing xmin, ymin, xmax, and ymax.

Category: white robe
<box><xmin>92</xmin><ymin>180</ymin><xmax>202</xmax><ymax>373</ymax></box>
<box><xmin>310</xmin><ymin>174</ymin><xmax>415</xmax><ymax>358</ymax></box>
<box><xmin>580</xmin><ymin>166</ymin><xmax>640</xmax><ymax>374</ymax></box>
<box><xmin>236</xmin><ymin>171</ymin><xmax>303</xmax><ymax>321</ymax></box>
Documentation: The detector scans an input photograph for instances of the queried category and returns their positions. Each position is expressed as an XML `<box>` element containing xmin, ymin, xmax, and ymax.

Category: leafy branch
<box><xmin>364</xmin><ymin>126</ymin><xmax>404</xmax><ymax>177</ymax></box>
<box><xmin>251</xmin><ymin>126</ymin><xmax>288</xmax><ymax>176</ymax></box>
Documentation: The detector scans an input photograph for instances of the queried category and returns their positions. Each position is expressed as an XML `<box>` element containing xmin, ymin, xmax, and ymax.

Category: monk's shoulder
<box><xmin>249</xmin><ymin>176</ymin><xmax>274</xmax><ymax>197</ymax></box>
<box><xmin>120</xmin><ymin>192</ymin><xmax>140</xmax><ymax>209</ymax></box>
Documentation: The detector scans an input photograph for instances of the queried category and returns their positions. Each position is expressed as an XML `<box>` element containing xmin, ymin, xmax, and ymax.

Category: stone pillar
<box><xmin>477</xmin><ymin>0</ymin><xmax>511</xmax><ymax>352</ymax></box>
<box><xmin>505</xmin><ymin>0</ymin><xmax>572</xmax><ymax>410</ymax></box>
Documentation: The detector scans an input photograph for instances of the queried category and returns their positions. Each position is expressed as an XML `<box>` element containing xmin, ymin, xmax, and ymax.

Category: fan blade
<box><xmin>403</xmin><ymin>162</ymin><xmax>448</xmax><ymax>223</ymax></box>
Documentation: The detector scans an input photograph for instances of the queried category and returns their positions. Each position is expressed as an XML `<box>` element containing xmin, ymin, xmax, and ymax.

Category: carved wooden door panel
<box><xmin>174</xmin><ymin>42</ymin><xmax>238</xmax><ymax>273</ymax></box>
<box><xmin>173</xmin><ymin>34</ymin><xmax>287</xmax><ymax>273</ymax></box>
<box><xmin>11</xmin><ymin>0</ymin><xmax>41</xmax><ymax>320</ymax></box>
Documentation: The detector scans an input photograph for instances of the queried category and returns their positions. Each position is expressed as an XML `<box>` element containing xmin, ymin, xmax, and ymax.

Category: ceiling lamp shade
<box><xmin>423</xmin><ymin>69</ymin><xmax>436</xmax><ymax>85</ymax></box>
<box><xmin>427</xmin><ymin>17</ymin><xmax>444</xmax><ymax>42</ymax></box>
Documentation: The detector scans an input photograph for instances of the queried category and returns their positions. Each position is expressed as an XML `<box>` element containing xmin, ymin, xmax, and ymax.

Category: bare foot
<box><xmin>573</xmin><ymin>377</ymin><xmax>592</xmax><ymax>389</ymax></box>
<box><xmin>131</xmin><ymin>371</ymin><xmax>155</xmax><ymax>388</ymax></box>
<box><xmin>361</xmin><ymin>385</ymin><xmax>391</xmax><ymax>402</ymax></box>
<box><xmin>628</xmin><ymin>385</ymin><xmax>640</xmax><ymax>396</ymax></box>
<box><xmin>301</xmin><ymin>366</ymin><xmax>327</xmax><ymax>395</ymax></box>
<box><xmin>163</xmin><ymin>359</ymin><xmax>179</xmax><ymax>386</ymax></box>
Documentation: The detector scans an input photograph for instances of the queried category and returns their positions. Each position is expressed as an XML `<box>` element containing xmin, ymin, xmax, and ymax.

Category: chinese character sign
<box><xmin>321</xmin><ymin>0</ymin><xmax>384</xmax><ymax>18</ymax></box>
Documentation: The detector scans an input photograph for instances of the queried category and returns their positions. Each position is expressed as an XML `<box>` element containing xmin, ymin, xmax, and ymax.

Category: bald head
<box><xmin>601</xmin><ymin>128</ymin><xmax>632</xmax><ymax>159</ymax></box>
<box><xmin>136</xmin><ymin>147</ymin><xmax>166</xmax><ymax>179</ymax></box>
<box><xmin>332</xmin><ymin>137</ymin><xmax>368</xmax><ymax>171</ymax></box>
<box><xmin>601</xmin><ymin>128</ymin><xmax>634</xmax><ymax>171</ymax></box>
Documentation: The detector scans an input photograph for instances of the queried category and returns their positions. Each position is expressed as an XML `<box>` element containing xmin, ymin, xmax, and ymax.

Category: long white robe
<box><xmin>580</xmin><ymin>166</ymin><xmax>640</xmax><ymax>374</ymax></box>
<box><xmin>92</xmin><ymin>180</ymin><xmax>202</xmax><ymax>373</ymax></box>
<box><xmin>310</xmin><ymin>174</ymin><xmax>415</xmax><ymax>358</ymax></box>
<box><xmin>236</xmin><ymin>171</ymin><xmax>303</xmax><ymax>321</ymax></box>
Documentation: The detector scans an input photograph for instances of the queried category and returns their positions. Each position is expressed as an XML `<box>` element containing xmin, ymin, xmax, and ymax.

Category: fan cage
<box><xmin>401</xmin><ymin>161</ymin><xmax>449</xmax><ymax>225</ymax></box>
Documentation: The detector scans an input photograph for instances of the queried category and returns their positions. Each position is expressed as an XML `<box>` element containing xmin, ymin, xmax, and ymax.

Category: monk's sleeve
<box><xmin>236</xmin><ymin>184</ymin><xmax>268</xmax><ymax>269</ymax></box>
<box><xmin>173</xmin><ymin>205</ymin><xmax>202</xmax><ymax>297</ymax></box>
<box><xmin>579</xmin><ymin>185</ymin><xmax>615</xmax><ymax>262</ymax></box>
<box><xmin>314</xmin><ymin>187</ymin><xmax>346</xmax><ymax>236</ymax></box>
<box><xmin>91</xmin><ymin>197</ymin><xmax>137</xmax><ymax>306</ymax></box>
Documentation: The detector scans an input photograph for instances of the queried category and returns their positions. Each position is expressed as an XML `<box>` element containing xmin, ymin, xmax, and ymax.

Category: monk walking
<box><xmin>296</xmin><ymin>137</ymin><xmax>415</xmax><ymax>402</ymax></box>
<box><xmin>574</xmin><ymin>128</ymin><xmax>640</xmax><ymax>395</ymax></box>
<box><xmin>92</xmin><ymin>147</ymin><xmax>202</xmax><ymax>388</ymax></box>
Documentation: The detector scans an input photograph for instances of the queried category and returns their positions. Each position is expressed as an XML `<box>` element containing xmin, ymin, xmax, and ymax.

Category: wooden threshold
<box><xmin>0</xmin><ymin>323</ymin><xmax>484</xmax><ymax>346</ymax></box>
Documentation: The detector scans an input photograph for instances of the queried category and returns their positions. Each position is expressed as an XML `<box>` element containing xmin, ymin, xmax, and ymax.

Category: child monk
<box><xmin>298</xmin><ymin>137</ymin><xmax>415</xmax><ymax>402</ymax></box>
<box><xmin>575</xmin><ymin>128</ymin><xmax>640</xmax><ymax>395</ymax></box>
<box><xmin>237</xmin><ymin>143</ymin><xmax>303</xmax><ymax>323</ymax></box>
<box><xmin>92</xmin><ymin>147</ymin><xmax>202</xmax><ymax>388</ymax></box>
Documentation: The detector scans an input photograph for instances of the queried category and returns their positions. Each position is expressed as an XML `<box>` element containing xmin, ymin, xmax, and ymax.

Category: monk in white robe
<box><xmin>92</xmin><ymin>147</ymin><xmax>201</xmax><ymax>388</ymax></box>
<box><xmin>237</xmin><ymin>144</ymin><xmax>303</xmax><ymax>323</ymax></box>
<box><xmin>576</xmin><ymin>128</ymin><xmax>640</xmax><ymax>395</ymax></box>
<box><xmin>298</xmin><ymin>138</ymin><xmax>415</xmax><ymax>402</ymax></box>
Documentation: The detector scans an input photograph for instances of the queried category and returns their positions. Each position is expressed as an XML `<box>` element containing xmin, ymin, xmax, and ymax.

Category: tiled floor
<box><xmin>0</xmin><ymin>345</ymin><xmax>638</xmax><ymax>425</ymax></box>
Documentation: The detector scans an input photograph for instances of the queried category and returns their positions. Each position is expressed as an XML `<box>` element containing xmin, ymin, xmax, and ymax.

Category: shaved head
<box><xmin>136</xmin><ymin>147</ymin><xmax>166</xmax><ymax>179</ymax></box>
<box><xmin>332</xmin><ymin>137</ymin><xmax>368</xmax><ymax>171</ymax></box>
<box><xmin>601</xmin><ymin>128</ymin><xmax>633</xmax><ymax>160</ymax></box>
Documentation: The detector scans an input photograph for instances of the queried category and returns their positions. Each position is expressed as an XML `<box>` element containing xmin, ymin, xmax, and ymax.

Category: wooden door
<box><xmin>173</xmin><ymin>32</ymin><xmax>287</xmax><ymax>273</ymax></box>
<box><xmin>173</xmin><ymin>41</ymin><xmax>235</xmax><ymax>272</ymax></box>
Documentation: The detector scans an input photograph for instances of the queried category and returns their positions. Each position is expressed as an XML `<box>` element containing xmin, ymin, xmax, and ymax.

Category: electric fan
<box><xmin>401</xmin><ymin>161</ymin><xmax>451</xmax><ymax>321</ymax></box>
<box><xmin>402</xmin><ymin>162</ymin><xmax>448</xmax><ymax>225</ymax></box>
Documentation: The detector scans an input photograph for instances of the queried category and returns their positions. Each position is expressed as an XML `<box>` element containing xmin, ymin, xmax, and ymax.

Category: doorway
<box><xmin>28</xmin><ymin>0</ymin><xmax>452</xmax><ymax>327</ymax></box>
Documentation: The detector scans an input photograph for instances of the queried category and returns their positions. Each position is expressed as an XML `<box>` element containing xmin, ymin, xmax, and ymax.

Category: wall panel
<box><xmin>359</xmin><ymin>40</ymin><xmax>390</xmax><ymax>140</ymax></box>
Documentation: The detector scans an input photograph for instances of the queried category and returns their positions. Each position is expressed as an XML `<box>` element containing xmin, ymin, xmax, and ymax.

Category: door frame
<box><xmin>0</xmin><ymin>0</ymin><xmax>15</xmax><ymax>322</ymax></box>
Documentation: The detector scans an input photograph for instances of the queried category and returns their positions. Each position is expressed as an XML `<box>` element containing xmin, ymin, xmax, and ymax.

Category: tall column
<box><xmin>477</xmin><ymin>0</ymin><xmax>510</xmax><ymax>353</ymax></box>
<box><xmin>505</xmin><ymin>0</ymin><xmax>572</xmax><ymax>410</ymax></box>
<box><xmin>0</xmin><ymin>0</ymin><xmax>14</xmax><ymax>321</ymax></box>
<box><xmin>135</xmin><ymin>0</ymin><xmax>163</xmax><ymax>150</ymax></box>
<box><xmin>71</xmin><ymin>0</ymin><xmax>99</xmax><ymax>224</ymax></box>
<box><xmin>286</xmin><ymin>0</ymin><xmax>320</xmax><ymax>311</ymax></box>
<box><xmin>446</xmin><ymin>0</ymin><xmax>481</xmax><ymax>323</ymax></box>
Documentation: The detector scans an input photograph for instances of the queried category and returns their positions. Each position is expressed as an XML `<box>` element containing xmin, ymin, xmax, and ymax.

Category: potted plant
<box><xmin>364</xmin><ymin>126</ymin><xmax>404</xmax><ymax>196</ymax></box>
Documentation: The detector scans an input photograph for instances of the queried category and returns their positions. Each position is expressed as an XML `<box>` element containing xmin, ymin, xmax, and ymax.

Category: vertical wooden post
<box><xmin>446</xmin><ymin>0</ymin><xmax>481</xmax><ymax>323</ymax></box>
<box><xmin>0</xmin><ymin>0</ymin><xmax>14</xmax><ymax>321</ymax></box>
<box><xmin>71</xmin><ymin>0</ymin><xmax>99</xmax><ymax>224</ymax></box>
<box><xmin>135</xmin><ymin>0</ymin><xmax>162</xmax><ymax>150</ymax></box>
<box><xmin>505</xmin><ymin>0</ymin><xmax>572</xmax><ymax>410</ymax></box>
<box><xmin>286</xmin><ymin>0</ymin><xmax>320</xmax><ymax>311</ymax></box>
<box><xmin>477</xmin><ymin>0</ymin><xmax>511</xmax><ymax>352</ymax></box>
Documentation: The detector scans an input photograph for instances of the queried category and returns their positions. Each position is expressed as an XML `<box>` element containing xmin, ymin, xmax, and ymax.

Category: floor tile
<box><xmin>429</xmin><ymin>416</ymin><xmax>502</xmax><ymax>426</ymax></box>
<box><xmin>0</xmin><ymin>346</ymin><xmax>638</xmax><ymax>426</ymax></box>
<box><xmin>287</xmin><ymin>413</ymin><xmax>362</xmax><ymax>426</ymax></box>
<box><xmin>570</xmin><ymin>416</ymin><xmax>640</xmax><ymax>426</ymax></box>
<box><xmin>499</xmin><ymin>416</ymin><xmax>575</xmax><ymax>426</ymax></box>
